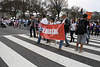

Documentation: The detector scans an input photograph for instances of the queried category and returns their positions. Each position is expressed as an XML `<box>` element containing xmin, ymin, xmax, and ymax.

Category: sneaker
<box><xmin>79</xmin><ymin>50</ymin><xmax>83</xmax><ymax>53</ymax></box>
<box><xmin>87</xmin><ymin>40</ymin><xmax>89</xmax><ymax>44</ymax></box>
<box><xmin>70</xmin><ymin>40</ymin><xmax>72</xmax><ymax>43</ymax></box>
<box><xmin>36</xmin><ymin>42</ymin><xmax>40</xmax><ymax>44</ymax></box>
<box><xmin>73</xmin><ymin>38</ymin><xmax>75</xmax><ymax>42</ymax></box>
<box><xmin>65</xmin><ymin>44</ymin><xmax>70</xmax><ymax>47</ymax></box>
<box><xmin>74</xmin><ymin>49</ymin><xmax>78</xmax><ymax>52</ymax></box>
<box><xmin>46</xmin><ymin>42</ymin><xmax>49</xmax><ymax>43</ymax></box>
<box><xmin>55</xmin><ymin>41</ymin><xmax>57</xmax><ymax>45</ymax></box>
<box><xmin>58</xmin><ymin>48</ymin><xmax>61</xmax><ymax>51</ymax></box>
<box><xmin>48</xmin><ymin>43</ymin><xmax>51</xmax><ymax>45</ymax></box>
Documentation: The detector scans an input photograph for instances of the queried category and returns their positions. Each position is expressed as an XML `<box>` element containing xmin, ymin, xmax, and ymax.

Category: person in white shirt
<box><xmin>41</xmin><ymin>17</ymin><xmax>48</xmax><ymax>25</ymax></box>
<box><xmin>1</xmin><ymin>19</ymin><xmax>7</xmax><ymax>28</ymax></box>
<box><xmin>70</xmin><ymin>19</ymin><xmax>76</xmax><ymax>42</ymax></box>
<box><xmin>36</xmin><ymin>14</ymin><xmax>48</xmax><ymax>44</ymax></box>
<box><xmin>54</xmin><ymin>19</ymin><xmax>61</xmax><ymax>24</ymax></box>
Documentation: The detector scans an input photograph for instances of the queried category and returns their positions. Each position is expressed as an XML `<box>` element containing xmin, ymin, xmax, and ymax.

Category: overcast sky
<box><xmin>68</xmin><ymin>0</ymin><xmax>100</xmax><ymax>12</ymax></box>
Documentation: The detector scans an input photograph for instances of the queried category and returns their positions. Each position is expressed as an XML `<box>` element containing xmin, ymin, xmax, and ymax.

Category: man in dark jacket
<box><xmin>58</xmin><ymin>15</ymin><xmax>71</xmax><ymax>51</ymax></box>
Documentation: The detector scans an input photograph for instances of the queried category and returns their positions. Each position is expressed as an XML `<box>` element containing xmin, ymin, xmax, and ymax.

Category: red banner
<box><xmin>40</xmin><ymin>24</ymin><xmax>65</xmax><ymax>40</ymax></box>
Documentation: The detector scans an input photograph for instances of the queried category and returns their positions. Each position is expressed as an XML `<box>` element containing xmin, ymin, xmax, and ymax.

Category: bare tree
<box><xmin>27</xmin><ymin>0</ymin><xmax>46</xmax><ymax>17</ymax></box>
<box><xmin>48</xmin><ymin>0</ymin><xmax>68</xmax><ymax>19</ymax></box>
<box><xmin>47</xmin><ymin>4</ymin><xmax>58</xmax><ymax>18</ymax></box>
<box><xmin>70</xmin><ymin>6</ymin><xmax>80</xmax><ymax>19</ymax></box>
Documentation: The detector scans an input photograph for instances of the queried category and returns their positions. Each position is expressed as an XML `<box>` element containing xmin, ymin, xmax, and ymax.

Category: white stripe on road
<box><xmin>0</xmin><ymin>41</ymin><xmax>37</xmax><ymax>67</ymax></box>
<box><xmin>67</xmin><ymin>34</ymin><xmax>100</xmax><ymax>40</ymax></box>
<box><xmin>88</xmin><ymin>39</ymin><xmax>100</xmax><ymax>43</ymax></box>
<box><xmin>67</xmin><ymin>36</ymin><xmax>100</xmax><ymax>43</ymax></box>
<box><xmin>4</xmin><ymin>35</ymin><xmax>91</xmax><ymax>67</ymax></box>
<box><xmin>63</xmin><ymin>37</ymin><xmax>100</xmax><ymax>52</ymax></box>
<box><xmin>66</xmin><ymin>37</ymin><xmax>100</xmax><ymax>48</ymax></box>
<box><xmin>18</xmin><ymin>34</ymin><xmax>100</xmax><ymax>62</ymax></box>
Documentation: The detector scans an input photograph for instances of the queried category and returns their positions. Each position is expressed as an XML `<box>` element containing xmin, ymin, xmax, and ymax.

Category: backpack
<box><xmin>75</xmin><ymin>19</ymin><xmax>86</xmax><ymax>35</ymax></box>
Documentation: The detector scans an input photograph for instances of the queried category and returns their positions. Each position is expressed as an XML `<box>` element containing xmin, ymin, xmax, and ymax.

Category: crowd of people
<box><xmin>0</xmin><ymin>14</ymin><xmax>100</xmax><ymax>53</ymax></box>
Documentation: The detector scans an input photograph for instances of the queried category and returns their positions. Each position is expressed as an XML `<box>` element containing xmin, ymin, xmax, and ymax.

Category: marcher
<box><xmin>29</xmin><ymin>15</ymin><xmax>36</xmax><ymax>38</ymax></box>
<box><xmin>75</xmin><ymin>14</ymin><xmax>89</xmax><ymax>53</ymax></box>
<box><xmin>36</xmin><ymin>14</ymin><xmax>48</xmax><ymax>44</ymax></box>
<box><xmin>95</xmin><ymin>22</ymin><xmax>99</xmax><ymax>36</ymax></box>
<box><xmin>35</xmin><ymin>18</ymin><xmax>40</xmax><ymax>37</ymax></box>
<box><xmin>48</xmin><ymin>18</ymin><xmax>57</xmax><ymax>45</ymax></box>
<box><xmin>58</xmin><ymin>15</ymin><xmax>71</xmax><ymax>51</ymax></box>
<box><xmin>91</xmin><ymin>22</ymin><xmax>95</xmax><ymax>35</ymax></box>
<box><xmin>70</xmin><ymin>19</ymin><xmax>76</xmax><ymax>42</ymax></box>
<box><xmin>1</xmin><ymin>19</ymin><xmax>7</xmax><ymax>28</ymax></box>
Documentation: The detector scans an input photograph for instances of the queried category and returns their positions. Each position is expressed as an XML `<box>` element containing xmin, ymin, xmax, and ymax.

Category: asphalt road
<box><xmin>0</xmin><ymin>26</ymin><xmax>29</xmax><ymax>36</ymax></box>
<box><xmin>0</xmin><ymin>26</ymin><xmax>100</xmax><ymax>67</ymax></box>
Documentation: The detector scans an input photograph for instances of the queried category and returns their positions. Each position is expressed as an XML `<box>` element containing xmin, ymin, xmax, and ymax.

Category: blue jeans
<box><xmin>37</xmin><ymin>32</ymin><xmax>42</xmax><ymax>43</ymax></box>
<box><xmin>87</xmin><ymin>30</ymin><xmax>90</xmax><ymax>38</ymax></box>
<box><xmin>59</xmin><ymin>33</ymin><xmax>69</xmax><ymax>48</ymax></box>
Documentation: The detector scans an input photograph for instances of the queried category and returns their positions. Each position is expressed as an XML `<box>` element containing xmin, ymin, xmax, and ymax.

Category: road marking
<box><xmin>18</xmin><ymin>34</ymin><xmax>100</xmax><ymax>62</ymax></box>
<box><xmin>0</xmin><ymin>41</ymin><xmax>37</xmax><ymax>67</ymax></box>
<box><xmin>88</xmin><ymin>39</ymin><xmax>100</xmax><ymax>43</ymax></box>
<box><xmin>66</xmin><ymin>37</ymin><xmax>100</xmax><ymax>47</ymax></box>
<box><xmin>4</xmin><ymin>35</ymin><xmax>91</xmax><ymax>67</ymax></box>
<box><xmin>67</xmin><ymin>36</ymin><xmax>100</xmax><ymax>43</ymax></box>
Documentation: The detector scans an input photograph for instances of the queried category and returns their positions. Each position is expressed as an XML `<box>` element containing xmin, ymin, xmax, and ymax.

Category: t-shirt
<box><xmin>55</xmin><ymin>21</ymin><xmax>61</xmax><ymax>24</ymax></box>
<box><xmin>31</xmin><ymin>18</ymin><xmax>35</xmax><ymax>26</ymax></box>
<box><xmin>2</xmin><ymin>20</ymin><xmax>7</xmax><ymax>25</ymax></box>
<box><xmin>24</xmin><ymin>21</ymin><xmax>28</xmax><ymax>24</ymax></box>
<box><xmin>41</xmin><ymin>18</ymin><xmax>48</xmax><ymax>25</ymax></box>
<box><xmin>70</xmin><ymin>23</ymin><xmax>76</xmax><ymax>31</ymax></box>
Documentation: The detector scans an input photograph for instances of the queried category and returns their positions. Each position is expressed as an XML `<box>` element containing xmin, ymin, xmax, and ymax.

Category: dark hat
<box><xmin>83</xmin><ymin>14</ymin><xmax>88</xmax><ymax>18</ymax></box>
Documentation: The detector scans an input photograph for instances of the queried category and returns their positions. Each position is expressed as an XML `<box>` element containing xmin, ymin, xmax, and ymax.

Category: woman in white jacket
<box><xmin>70</xmin><ymin>19</ymin><xmax>76</xmax><ymax>42</ymax></box>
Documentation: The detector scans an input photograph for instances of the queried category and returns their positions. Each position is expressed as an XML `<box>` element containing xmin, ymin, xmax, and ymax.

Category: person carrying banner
<box><xmin>36</xmin><ymin>14</ymin><xmax>49</xmax><ymax>44</ymax></box>
<box><xmin>58</xmin><ymin>15</ymin><xmax>71</xmax><ymax>51</ymax></box>
<box><xmin>47</xmin><ymin>18</ymin><xmax>57</xmax><ymax>45</ymax></box>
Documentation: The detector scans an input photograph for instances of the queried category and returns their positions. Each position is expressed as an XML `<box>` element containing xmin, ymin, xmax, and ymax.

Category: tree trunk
<box><xmin>36</xmin><ymin>11</ymin><xmax>38</xmax><ymax>18</ymax></box>
<box><xmin>58</xmin><ymin>12</ymin><xmax>60</xmax><ymax>20</ymax></box>
<box><xmin>14</xmin><ymin>9</ymin><xmax>17</xmax><ymax>18</ymax></box>
<box><xmin>22</xmin><ymin>11</ymin><xmax>25</xmax><ymax>19</ymax></box>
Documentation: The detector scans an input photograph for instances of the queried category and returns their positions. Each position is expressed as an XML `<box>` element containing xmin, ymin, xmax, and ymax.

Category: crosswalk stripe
<box><xmin>18</xmin><ymin>34</ymin><xmax>100</xmax><ymax>62</ymax></box>
<box><xmin>4</xmin><ymin>35</ymin><xmax>91</xmax><ymax>67</ymax></box>
<box><xmin>66</xmin><ymin>37</ymin><xmax>100</xmax><ymax>47</ymax></box>
<box><xmin>67</xmin><ymin>37</ymin><xmax>100</xmax><ymax>46</ymax></box>
<box><xmin>88</xmin><ymin>39</ymin><xmax>100</xmax><ymax>43</ymax></box>
<box><xmin>67</xmin><ymin>34</ymin><xmax>100</xmax><ymax>39</ymax></box>
<box><xmin>67</xmin><ymin>36</ymin><xmax>100</xmax><ymax>43</ymax></box>
<box><xmin>90</xmin><ymin>36</ymin><xmax>100</xmax><ymax>38</ymax></box>
<box><xmin>89</xmin><ymin>37</ymin><xmax>100</xmax><ymax>40</ymax></box>
<box><xmin>0</xmin><ymin>57</ymin><xmax>8</xmax><ymax>67</ymax></box>
<box><xmin>70</xmin><ymin>42</ymin><xmax>100</xmax><ymax>51</ymax></box>
<box><xmin>0</xmin><ymin>41</ymin><xmax>37</xmax><ymax>67</ymax></box>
